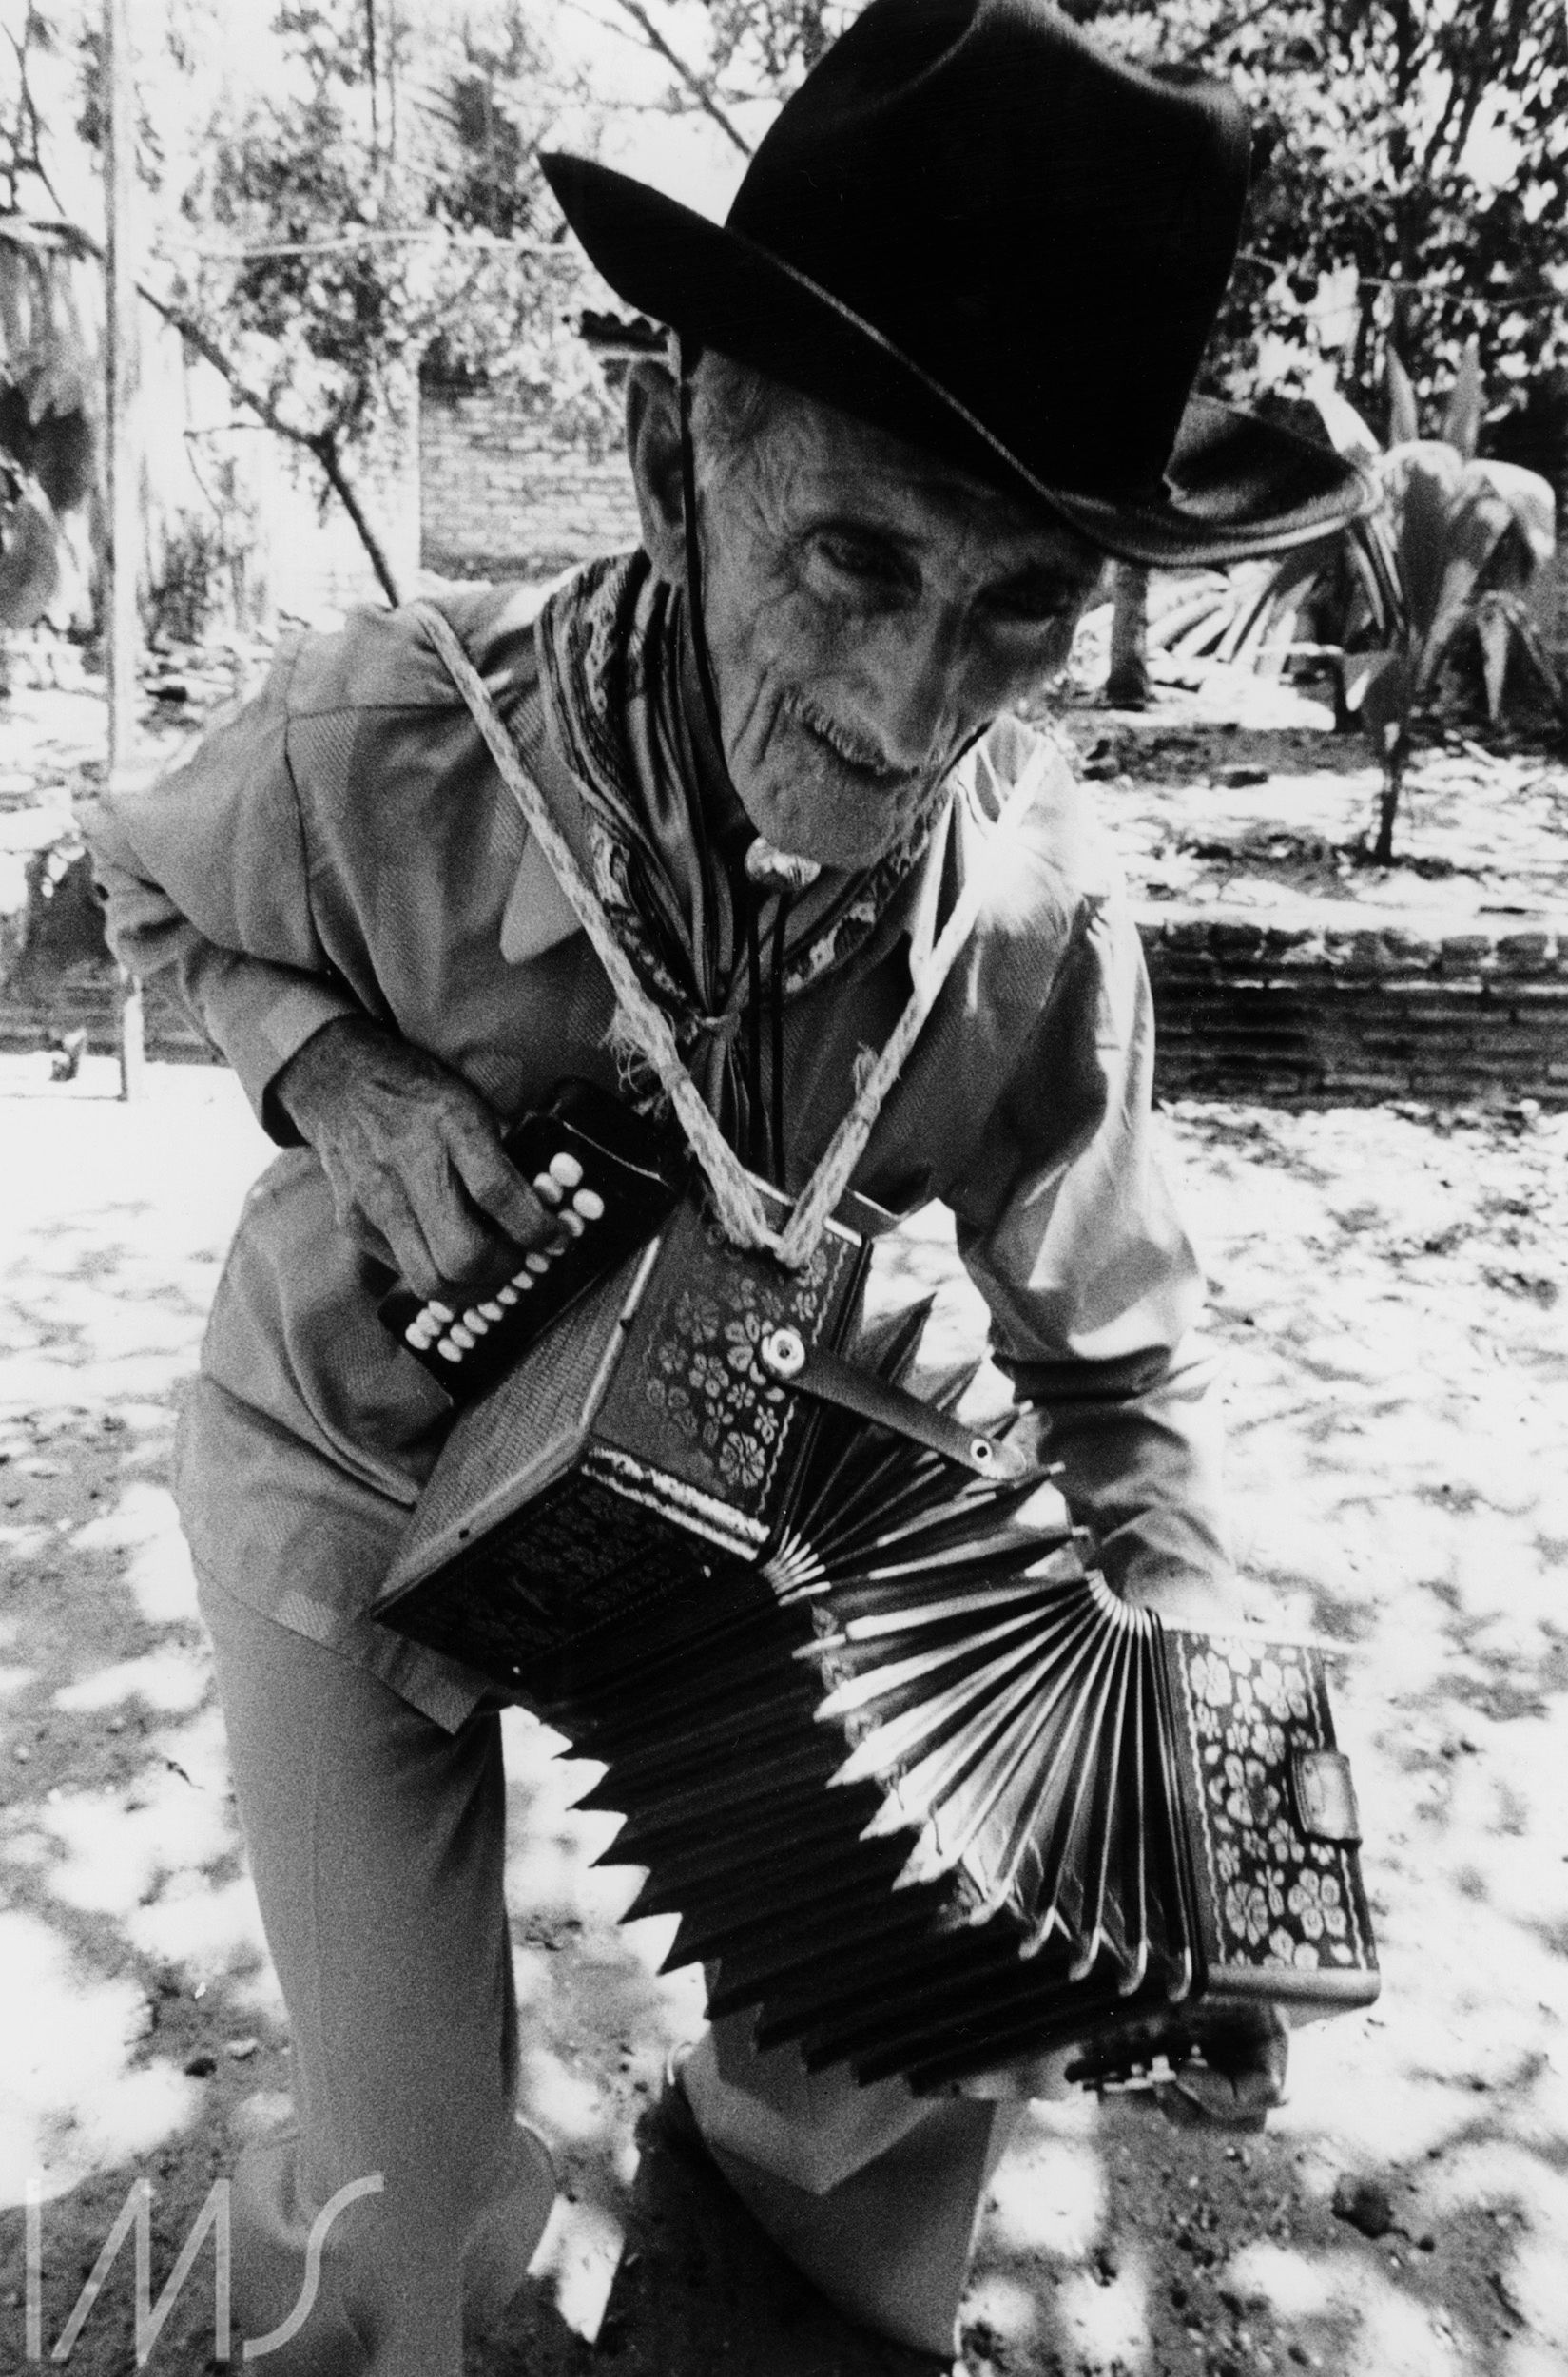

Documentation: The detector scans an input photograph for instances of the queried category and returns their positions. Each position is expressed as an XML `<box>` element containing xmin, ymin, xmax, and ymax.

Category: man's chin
<box><xmin>735</xmin><ymin>769</ymin><xmax>925</xmax><ymax>874</ymax></box>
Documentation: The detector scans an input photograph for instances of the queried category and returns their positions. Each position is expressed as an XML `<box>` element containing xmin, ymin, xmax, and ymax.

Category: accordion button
<box><xmin>497</xmin><ymin>1285</ymin><xmax>520</xmax><ymax>1306</ymax></box>
<box><xmin>560</xmin><ymin>1211</ymin><xmax>586</xmax><ymax>1238</ymax></box>
<box><xmin>426</xmin><ymin>1300</ymin><xmax>455</xmax><ymax>1324</ymax></box>
<box><xmin>449</xmin><ymin>1324</ymin><xmax>476</xmax><ymax>1351</ymax></box>
<box><xmin>532</xmin><ymin>1172</ymin><xmax>563</xmax><ymax>1206</ymax></box>
<box><xmin>404</xmin><ymin>1323</ymin><xmax>430</xmax><ymax>1349</ymax></box>
<box><xmin>572</xmin><ymin>1188</ymin><xmax>605</xmax><ymax>1221</ymax></box>
<box><xmin>549</xmin><ymin>1151</ymin><xmax>585</xmax><ymax>1188</ymax></box>
<box><xmin>509</xmin><ymin>1270</ymin><xmax>535</xmax><ymax>1291</ymax></box>
<box><xmin>477</xmin><ymin>1301</ymin><xmax>505</xmax><ymax>1324</ymax></box>
<box><xmin>524</xmin><ymin>1252</ymin><xmax>551</xmax><ymax>1275</ymax></box>
<box><xmin>461</xmin><ymin>1309</ymin><xmax>490</xmax><ymax>1335</ymax></box>
<box><xmin>436</xmin><ymin>1340</ymin><xmax>462</xmax><ymax>1363</ymax></box>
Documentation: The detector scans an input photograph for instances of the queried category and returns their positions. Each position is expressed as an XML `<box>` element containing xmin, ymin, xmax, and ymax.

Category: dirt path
<box><xmin>1</xmin><ymin>1057</ymin><xmax>1564</xmax><ymax>2375</ymax></box>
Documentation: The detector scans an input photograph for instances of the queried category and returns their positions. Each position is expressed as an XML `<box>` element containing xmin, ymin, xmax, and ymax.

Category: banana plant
<box><xmin>0</xmin><ymin>220</ymin><xmax>95</xmax><ymax>637</ymax></box>
<box><xmin>1154</xmin><ymin>343</ymin><xmax>1561</xmax><ymax>863</ymax></box>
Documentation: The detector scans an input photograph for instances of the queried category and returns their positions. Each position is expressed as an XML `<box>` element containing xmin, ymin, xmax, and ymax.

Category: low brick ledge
<box><xmin>4</xmin><ymin>906</ymin><xmax>1566</xmax><ymax>1107</ymax></box>
<box><xmin>1140</xmin><ymin>904</ymin><xmax>1568</xmax><ymax>1106</ymax></box>
<box><xmin>1140</xmin><ymin>908</ymin><xmax>1568</xmax><ymax>978</ymax></box>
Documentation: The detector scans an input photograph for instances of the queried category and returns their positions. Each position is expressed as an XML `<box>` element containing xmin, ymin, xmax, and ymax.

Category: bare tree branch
<box><xmin>28</xmin><ymin>215</ymin><xmax>405</xmax><ymax>603</ymax></box>
<box><xmin>603</xmin><ymin>0</ymin><xmax>754</xmax><ymax>157</ymax></box>
<box><xmin>140</xmin><ymin>280</ymin><xmax>405</xmax><ymax>603</ymax></box>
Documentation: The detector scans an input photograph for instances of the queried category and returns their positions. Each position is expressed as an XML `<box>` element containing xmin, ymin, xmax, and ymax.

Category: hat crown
<box><xmin>539</xmin><ymin>0</ymin><xmax>1368</xmax><ymax>558</ymax></box>
<box><xmin>726</xmin><ymin>0</ymin><xmax>1252</xmax><ymax>500</ymax></box>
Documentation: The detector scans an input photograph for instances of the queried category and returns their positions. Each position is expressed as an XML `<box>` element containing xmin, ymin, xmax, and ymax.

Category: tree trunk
<box><xmin>1106</xmin><ymin>562</ymin><xmax>1151</xmax><ymax>708</ymax></box>
<box><xmin>1371</xmin><ymin>754</ymin><xmax>1403</xmax><ymax>865</ymax></box>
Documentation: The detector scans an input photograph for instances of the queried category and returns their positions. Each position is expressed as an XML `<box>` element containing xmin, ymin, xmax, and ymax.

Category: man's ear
<box><xmin>626</xmin><ymin>359</ymin><xmax>687</xmax><ymax>587</ymax></box>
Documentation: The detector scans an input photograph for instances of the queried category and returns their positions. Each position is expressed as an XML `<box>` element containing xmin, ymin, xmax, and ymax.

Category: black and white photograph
<box><xmin>0</xmin><ymin>0</ymin><xmax>1564</xmax><ymax>2368</ymax></box>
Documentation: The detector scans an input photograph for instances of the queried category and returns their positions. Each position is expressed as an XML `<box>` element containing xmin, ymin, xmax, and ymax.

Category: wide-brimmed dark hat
<box><xmin>542</xmin><ymin>0</ymin><xmax>1367</xmax><ymax>566</ymax></box>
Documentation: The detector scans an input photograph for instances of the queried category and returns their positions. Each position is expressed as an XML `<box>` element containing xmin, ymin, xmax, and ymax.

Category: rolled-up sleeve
<box><xmin>955</xmin><ymin>879</ymin><xmax>1230</xmax><ymax>1621</ymax></box>
<box><xmin>85</xmin><ymin>641</ymin><xmax>361</xmax><ymax>1139</ymax></box>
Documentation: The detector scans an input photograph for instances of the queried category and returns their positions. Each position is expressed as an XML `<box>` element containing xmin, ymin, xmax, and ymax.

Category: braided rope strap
<box><xmin>774</xmin><ymin>744</ymin><xmax>1050</xmax><ymax>1268</ymax></box>
<box><xmin>415</xmin><ymin>601</ymin><xmax>1046</xmax><ymax>1270</ymax></box>
<box><xmin>415</xmin><ymin>604</ymin><xmax>779</xmax><ymax>1256</ymax></box>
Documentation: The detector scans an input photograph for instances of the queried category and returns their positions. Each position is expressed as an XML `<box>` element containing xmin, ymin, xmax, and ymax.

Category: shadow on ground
<box><xmin>1</xmin><ymin>1061</ymin><xmax>1565</xmax><ymax>2374</ymax></box>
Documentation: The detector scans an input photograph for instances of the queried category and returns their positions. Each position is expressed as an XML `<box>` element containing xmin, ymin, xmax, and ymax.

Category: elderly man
<box><xmin>91</xmin><ymin>1</ymin><xmax>1363</xmax><ymax>2367</ymax></box>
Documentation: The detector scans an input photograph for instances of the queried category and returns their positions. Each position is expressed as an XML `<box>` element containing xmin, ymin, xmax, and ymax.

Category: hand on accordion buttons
<box><xmin>1152</xmin><ymin>2006</ymin><xmax>1290</xmax><ymax>2134</ymax></box>
<box><xmin>273</xmin><ymin>1015</ymin><xmax>553</xmax><ymax>1298</ymax></box>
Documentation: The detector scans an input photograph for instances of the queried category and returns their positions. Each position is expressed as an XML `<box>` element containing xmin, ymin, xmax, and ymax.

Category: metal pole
<box><xmin>104</xmin><ymin>0</ymin><xmax>144</xmax><ymax>1098</ymax></box>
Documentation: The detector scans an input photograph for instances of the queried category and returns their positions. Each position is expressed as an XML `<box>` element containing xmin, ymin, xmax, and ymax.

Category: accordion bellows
<box><xmin>377</xmin><ymin>1193</ymin><xmax>1378</xmax><ymax>2092</ymax></box>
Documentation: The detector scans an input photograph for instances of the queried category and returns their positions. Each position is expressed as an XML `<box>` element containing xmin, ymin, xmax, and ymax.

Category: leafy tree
<box><xmin>1055</xmin><ymin>0</ymin><xmax>1568</xmax><ymax>443</ymax></box>
<box><xmin>123</xmin><ymin>0</ymin><xmax>608</xmax><ymax>603</ymax></box>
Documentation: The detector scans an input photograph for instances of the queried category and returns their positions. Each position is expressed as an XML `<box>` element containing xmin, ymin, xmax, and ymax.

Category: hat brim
<box><xmin>544</xmin><ymin>153</ymin><xmax>1371</xmax><ymax>569</ymax></box>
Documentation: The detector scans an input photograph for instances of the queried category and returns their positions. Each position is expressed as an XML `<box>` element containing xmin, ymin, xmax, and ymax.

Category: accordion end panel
<box><xmin>1161</xmin><ymin>1628</ymin><xmax>1381</xmax><ymax>2023</ymax></box>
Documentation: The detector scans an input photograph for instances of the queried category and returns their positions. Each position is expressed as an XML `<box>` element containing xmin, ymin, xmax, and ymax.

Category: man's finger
<box><xmin>447</xmin><ymin>1120</ymin><xmax>553</xmax><ymax>1250</ymax></box>
<box><xmin>383</xmin><ymin>1127</ymin><xmax>513</xmax><ymax>1284</ymax></box>
<box><xmin>362</xmin><ymin>1172</ymin><xmax>447</xmax><ymax>1304</ymax></box>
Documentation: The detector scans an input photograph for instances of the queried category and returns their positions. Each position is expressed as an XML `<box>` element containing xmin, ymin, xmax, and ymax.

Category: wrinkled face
<box><xmin>688</xmin><ymin>380</ymin><xmax>1105</xmax><ymax>868</ymax></box>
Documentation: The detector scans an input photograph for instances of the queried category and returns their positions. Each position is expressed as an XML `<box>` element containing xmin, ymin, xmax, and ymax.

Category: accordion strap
<box><xmin>414</xmin><ymin>600</ymin><xmax>1046</xmax><ymax>1269</ymax></box>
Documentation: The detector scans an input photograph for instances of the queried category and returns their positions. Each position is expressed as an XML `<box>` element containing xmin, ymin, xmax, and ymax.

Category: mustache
<box><xmin>784</xmin><ymin>691</ymin><xmax>920</xmax><ymax>790</ymax></box>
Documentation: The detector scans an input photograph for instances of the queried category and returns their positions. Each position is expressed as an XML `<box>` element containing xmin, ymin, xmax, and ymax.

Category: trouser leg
<box><xmin>198</xmin><ymin>1574</ymin><xmax>555</xmax><ymax>2377</ymax></box>
<box><xmin>682</xmin><ymin>2013</ymin><xmax>1021</xmax><ymax>2358</ymax></box>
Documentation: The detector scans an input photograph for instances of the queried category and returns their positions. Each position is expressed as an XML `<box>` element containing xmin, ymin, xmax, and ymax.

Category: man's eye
<box><xmin>813</xmin><ymin>533</ymin><xmax>900</xmax><ymax>585</ymax></box>
<box><xmin>991</xmin><ymin>582</ymin><xmax>1084</xmax><ymax>626</ymax></box>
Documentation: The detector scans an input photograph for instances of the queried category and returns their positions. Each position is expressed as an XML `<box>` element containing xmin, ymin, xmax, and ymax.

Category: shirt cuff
<box><xmin>195</xmin><ymin>957</ymin><xmax>362</xmax><ymax>1143</ymax></box>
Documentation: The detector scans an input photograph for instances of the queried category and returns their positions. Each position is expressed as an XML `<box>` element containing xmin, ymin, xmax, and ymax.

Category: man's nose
<box><xmin>860</xmin><ymin>605</ymin><xmax>966</xmax><ymax>770</ymax></box>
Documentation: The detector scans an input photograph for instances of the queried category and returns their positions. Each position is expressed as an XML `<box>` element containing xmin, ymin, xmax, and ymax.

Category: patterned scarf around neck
<box><xmin>534</xmin><ymin>551</ymin><xmax>948</xmax><ymax>1157</ymax></box>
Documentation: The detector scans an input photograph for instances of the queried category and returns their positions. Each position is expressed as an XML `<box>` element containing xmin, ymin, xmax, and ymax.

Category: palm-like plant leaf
<box><xmin>0</xmin><ymin>474</ymin><xmax>62</xmax><ymax>630</ymax></box>
<box><xmin>1442</xmin><ymin>337</ymin><xmax>1484</xmax><ymax>462</ymax></box>
<box><xmin>1386</xmin><ymin>349</ymin><xmax>1422</xmax><ymax>448</ymax></box>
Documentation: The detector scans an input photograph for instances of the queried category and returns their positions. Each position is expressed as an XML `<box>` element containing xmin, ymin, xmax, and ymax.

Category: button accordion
<box><xmin>374</xmin><ymin>1086</ymin><xmax>1378</xmax><ymax>2094</ymax></box>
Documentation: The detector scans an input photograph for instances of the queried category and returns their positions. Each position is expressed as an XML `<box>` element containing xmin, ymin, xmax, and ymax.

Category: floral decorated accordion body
<box><xmin>376</xmin><ymin>1174</ymin><xmax>1378</xmax><ymax>2093</ymax></box>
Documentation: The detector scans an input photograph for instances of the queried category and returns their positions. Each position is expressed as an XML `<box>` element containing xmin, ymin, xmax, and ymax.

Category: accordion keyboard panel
<box><xmin>375</xmin><ymin>1078</ymin><xmax>685</xmax><ymax>1402</ymax></box>
<box><xmin>380</xmin><ymin>1247</ymin><xmax>653</xmax><ymax>1600</ymax></box>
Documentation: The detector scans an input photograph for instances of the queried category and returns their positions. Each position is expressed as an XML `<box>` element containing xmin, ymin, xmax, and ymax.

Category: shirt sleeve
<box><xmin>83</xmin><ymin>639</ymin><xmax>362</xmax><ymax>1141</ymax></box>
<box><xmin>953</xmin><ymin>877</ymin><xmax>1232</xmax><ymax>1623</ymax></box>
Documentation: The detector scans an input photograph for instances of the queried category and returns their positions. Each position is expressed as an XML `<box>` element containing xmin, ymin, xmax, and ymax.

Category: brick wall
<box><xmin>420</xmin><ymin>378</ymin><xmax>643</xmax><ymax>581</ymax></box>
<box><xmin>11</xmin><ymin>895</ymin><xmax>1566</xmax><ymax>1107</ymax></box>
<box><xmin>1144</xmin><ymin>911</ymin><xmax>1568</xmax><ymax>1106</ymax></box>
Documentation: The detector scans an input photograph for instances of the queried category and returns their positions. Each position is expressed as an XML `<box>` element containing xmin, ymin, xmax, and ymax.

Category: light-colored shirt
<box><xmin>87</xmin><ymin>581</ymin><xmax>1229</xmax><ymax>1730</ymax></box>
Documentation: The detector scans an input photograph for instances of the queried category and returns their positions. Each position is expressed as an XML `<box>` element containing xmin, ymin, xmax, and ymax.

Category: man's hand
<box><xmin>1152</xmin><ymin>2006</ymin><xmax>1289</xmax><ymax>2133</ymax></box>
<box><xmin>957</xmin><ymin>2005</ymin><xmax>1288</xmax><ymax>2132</ymax></box>
<box><xmin>275</xmin><ymin>1015</ymin><xmax>552</xmax><ymax>1299</ymax></box>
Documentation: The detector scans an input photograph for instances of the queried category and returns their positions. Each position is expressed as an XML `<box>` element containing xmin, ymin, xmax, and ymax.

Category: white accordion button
<box><xmin>461</xmin><ymin>1309</ymin><xmax>490</xmax><ymax>1335</ymax></box>
<box><xmin>532</xmin><ymin>1172</ymin><xmax>563</xmax><ymax>1206</ymax></box>
<box><xmin>449</xmin><ymin>1324</ymin><xmax>476</xmax><ymax>1351</ymax></box>
<box><xmin>436</xmin><ymin>1340</ymin><xmax>462</xmax><ymax>1363</ymax></box>
<box><xmin>572</xmin><ymin>1188</ymin><xmax>605</xmax><ymax>1221</ymax></box>
<box><xmin>549</xmin><ymin>1151</ymin><xmax>585</xmax><ymax>1188</ymax></box>
<box><xmin>497</xmin><ymin>1285</ymin><xmax>520</xmax><ymax>1306</ymax></box>
<box><xmin>509</xmin><ymin>1270</ymin><xmax>535</xmax><ymax>1291</ymax></box>
<box><xmin>560</xmin><ymin>1211</ymin><xmax>586</xmax><ymax>1238</ymax></box>
<box><xmin>477</xmin><ymin>1300</ymin><xmax>504</xmax><ymax>1324</ymax></box>
<box><xmin>524</xmin><ymin>1252</ymin><xmax>551</xmax><ymax>1275</ymax></box>
<box><xmin>426</xmin><ymin>1300</ymin><xmax>455</xmax><ymax>1324</ymax></box>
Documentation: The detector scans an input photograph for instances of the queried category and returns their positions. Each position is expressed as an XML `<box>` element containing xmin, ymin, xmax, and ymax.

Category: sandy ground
<box><xmin>1</xmin><ymin>1056</ymin><xmax>1564</xmax><ymax>2374</ymax></box>
<box><xmin>4</xmin><ymin>650</ymin><xmax>1566</xmax><ymax>969</ymax></box>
